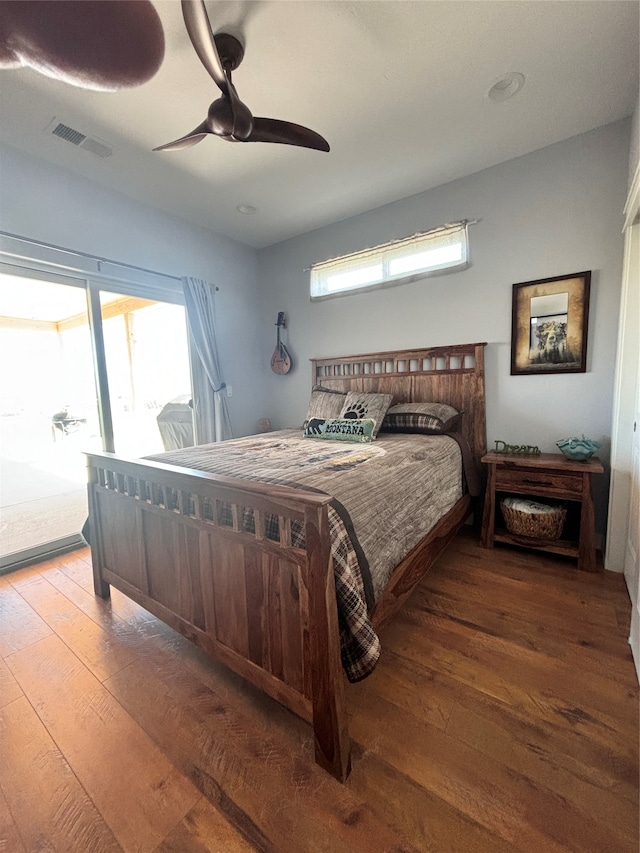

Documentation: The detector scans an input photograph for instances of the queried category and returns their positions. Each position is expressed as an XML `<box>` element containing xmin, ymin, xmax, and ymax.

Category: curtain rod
<box><xmin>0</xmin><ymin>229</ymin><xmax>182</xmax><ymax>283</ymax></box>
<box><xmin>304</xmin><ymin>219</ymin><xmax>479</xmax><ymax>272</ymax></box>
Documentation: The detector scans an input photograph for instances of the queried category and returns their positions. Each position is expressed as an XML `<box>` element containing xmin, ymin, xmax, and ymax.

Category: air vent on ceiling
<box><xmin>80</xmin><ymin>137</ymin><xmax>113</xmax><ymax>158</ymax></box>
<box><xmin>48</xmin><ymin>120</ymin><xmax>113</xmax><ymax>158</ymax></box>
<box><xmin>52</xmin><ymin>122</ymin><xmax>86</xmax><ymax>145</ymax></box>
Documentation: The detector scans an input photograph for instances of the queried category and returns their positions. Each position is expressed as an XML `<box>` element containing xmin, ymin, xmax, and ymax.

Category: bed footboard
<box><xmin>85</xmin><ymin>451</ymin><xmax>351</xmax><ymax>781</ymax></box>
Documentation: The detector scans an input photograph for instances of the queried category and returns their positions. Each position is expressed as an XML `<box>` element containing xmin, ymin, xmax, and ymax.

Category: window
<box><xmin>310</xmin><ymin>221</ymin><xmax>470</xmax><ymax>300</ymax></box>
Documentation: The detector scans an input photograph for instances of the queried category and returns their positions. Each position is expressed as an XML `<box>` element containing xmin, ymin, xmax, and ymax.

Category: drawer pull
<box><xmin>523</xmin><ymin>478</ymin><xmax>552</xmax><ymax>486</ymax></box>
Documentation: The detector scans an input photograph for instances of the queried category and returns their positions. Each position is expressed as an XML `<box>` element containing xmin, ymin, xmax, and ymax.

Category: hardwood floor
<box><xmin>0</xmin><ymin>529</ymin><xmax>637</xmax><ymax>852</ymax></box>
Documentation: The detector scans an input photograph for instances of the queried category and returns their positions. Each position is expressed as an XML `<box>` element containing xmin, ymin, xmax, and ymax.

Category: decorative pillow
<box><xmin>304</xmin><ymin>417</ymin><xmax>375</xmax><ymax>442</ymax></box>
<box><xmin>338</xmin><ymin>391</ymin><xmax>393</xmax><ymax>439</ymax></box>
<box><xmin>382</xmin><ymin>402</ymin><xmax>461</xmax><ymax>434</ymax></box>
<box><xmin>303</xmin><ymin>385</ymin><xmax>347</xmax><ymax>428</ymax></box>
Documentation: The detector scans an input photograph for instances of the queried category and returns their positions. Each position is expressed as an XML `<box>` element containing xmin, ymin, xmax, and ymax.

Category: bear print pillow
<box><xmin>338</xmin><ymin>391</ymin><xmax>393</xmax><ymax>439</ymax></box>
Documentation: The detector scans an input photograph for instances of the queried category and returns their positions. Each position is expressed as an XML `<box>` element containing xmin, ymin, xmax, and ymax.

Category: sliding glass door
<box><xmin>0</xmin><ymin>267</ymin><xmax>193</xmax><ymax>569</ymax></box>
<box><xmin>0</xmin><ymin>271</ymin><xmax>101</xmax><ymax>564</ymax></box>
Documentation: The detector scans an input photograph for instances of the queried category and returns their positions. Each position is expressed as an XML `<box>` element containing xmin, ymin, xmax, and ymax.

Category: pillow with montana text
<box><xmin>381</xmin><ymin>402</ymin><xmax>462</xmax><ymax>434</ymax></box>
<box><xmin>303</xmin><ymin>417</ymin><xmax>376</xmax><ymax>442</ymax></box>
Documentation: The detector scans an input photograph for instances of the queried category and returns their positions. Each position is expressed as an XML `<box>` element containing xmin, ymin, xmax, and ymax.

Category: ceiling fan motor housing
<box><xmin>208</xmin><ymin>95</ymin><xmax>253</xmax><ymax>139</ymax></box>
<box><xmin>207</xmin><ymin>97</ymin><xmax>235</xmax><ymax>136</ymax></box>
<box><xmin>213</xmin><ymin>33</ymin><xmax>244</xmax><ymax>71</ymax></box>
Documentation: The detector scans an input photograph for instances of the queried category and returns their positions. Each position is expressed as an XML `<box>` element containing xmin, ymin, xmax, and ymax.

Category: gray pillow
<box><xmin>303</xmin><ymin>385</ymin><xmax>347</xmax><ymax>428</ymax></box>
<box><xmin>338</xmin><ymin>391</ymin><xmax>393</xmax><ymax>439</ymax></box>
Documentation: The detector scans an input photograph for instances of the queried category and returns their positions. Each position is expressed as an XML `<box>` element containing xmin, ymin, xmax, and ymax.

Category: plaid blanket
<box><xmin>205</xmin><ymin>499</ymin><xmax>378</xmax><ymax>682</ymax></box>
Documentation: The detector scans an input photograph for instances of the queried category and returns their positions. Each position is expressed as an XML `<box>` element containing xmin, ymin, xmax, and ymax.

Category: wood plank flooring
<box><xmin>0</xmin><ymin>530</ymin><xmax>637</xmax><ymax>852</ymax></box>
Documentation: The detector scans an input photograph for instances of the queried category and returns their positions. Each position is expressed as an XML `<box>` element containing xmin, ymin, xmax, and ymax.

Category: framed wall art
<box><xmin>511</xmin><ymin>271</ymin><xmax>591</xmax><ymax>376</ymax></box>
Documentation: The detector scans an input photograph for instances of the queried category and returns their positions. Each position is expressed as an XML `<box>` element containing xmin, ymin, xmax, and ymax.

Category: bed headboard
<box><xmin>311</xmin><ymin>342</ymin><xmax>487</xmax><ymax>470</ymax></box>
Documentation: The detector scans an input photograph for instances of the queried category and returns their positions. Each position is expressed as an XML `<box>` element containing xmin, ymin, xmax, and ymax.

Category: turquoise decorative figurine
<box><xmin>556</xmin><ymin>435</ymin><xmax>600</xmax><ymax>462</ymax></box>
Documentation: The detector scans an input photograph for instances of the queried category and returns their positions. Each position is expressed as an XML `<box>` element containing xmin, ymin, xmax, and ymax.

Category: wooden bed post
<box><xmin>305</xmin><ymin>504</ymin><xmax>352</xmax><ymax>782</ymax></box>
<box><xmin>86</xmin><ymin>463</ymin><xmax>110</xmax><ymax>599</ymax></box>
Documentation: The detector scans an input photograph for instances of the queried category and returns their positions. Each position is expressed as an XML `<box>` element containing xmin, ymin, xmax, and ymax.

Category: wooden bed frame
<box><xmin>86</xmin><ymin>342</ymin><xmax>487</xmax><ymax>782</ymax></box>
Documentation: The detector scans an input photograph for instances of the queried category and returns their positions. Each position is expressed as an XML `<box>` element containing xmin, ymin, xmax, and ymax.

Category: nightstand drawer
<box><xmin>494</xmin><ymin>467</ymin><xmax>583</xmax><ymax>499</ymax></box>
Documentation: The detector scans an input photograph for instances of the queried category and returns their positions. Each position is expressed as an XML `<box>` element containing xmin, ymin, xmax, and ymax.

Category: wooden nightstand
<box><xmin>480</xmin><ymin>451</ymin><xmax>604</xmax><ymax>572</ymax></box>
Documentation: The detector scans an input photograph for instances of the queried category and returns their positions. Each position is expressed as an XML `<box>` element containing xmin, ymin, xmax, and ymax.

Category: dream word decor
<box><xmin>494</xmin><ymin>440</ymin><xmax>541</xmax><ymax>455</ymax></box>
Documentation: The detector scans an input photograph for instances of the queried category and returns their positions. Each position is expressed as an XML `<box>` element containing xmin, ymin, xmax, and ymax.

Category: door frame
<box><xmin>605</xmin><ymin>162</ymin><xmax>640</xmax><ymax>680</ymax></box>
<box><xmin>606</xmin><ymin>164</ymin><xmax>640</xmax><ymax>574</ymax></box>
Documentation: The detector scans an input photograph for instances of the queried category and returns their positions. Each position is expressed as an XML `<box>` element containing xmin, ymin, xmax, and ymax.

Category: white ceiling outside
<box><xmin>0</xmin><ymin>1</ymin><xmax>637</xmax><ymax>249</ymax></box>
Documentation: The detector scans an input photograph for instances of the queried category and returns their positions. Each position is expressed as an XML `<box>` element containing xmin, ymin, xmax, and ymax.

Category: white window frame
<box><xmin>310</xmin><ymin>221</ymin><xmax>470</xmax><ymax>300</ymax></box>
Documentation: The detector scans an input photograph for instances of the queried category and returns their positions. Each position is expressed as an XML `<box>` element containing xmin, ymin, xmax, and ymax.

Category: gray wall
<box><xmin>257</xmin><ymin>119</ymin><xmax>631</xmax><ymax>537</ymax></box>
<box><xmin>0</xmin><ymin>142</ymin><xmax>262</xmax><ymax>437</ymax></box>
<box><xmin>629</xmin><ymin>93</ymin><xmax>639</xmax><ymax>187</ymax></box>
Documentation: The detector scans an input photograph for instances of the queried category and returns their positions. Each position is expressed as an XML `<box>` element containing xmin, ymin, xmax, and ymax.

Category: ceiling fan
<box><xmin>155</xmin><ymin>0</ymin><xmax>329</xmax><ymax>153</ymax></box>
<box><xmin>0</xmin><ymin>0</ymin><xmax>164</xmax><ymax>91</ymax></box>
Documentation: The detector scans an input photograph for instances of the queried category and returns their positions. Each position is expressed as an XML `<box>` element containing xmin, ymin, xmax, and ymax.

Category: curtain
<box><xmin>182</xmin><ymin>276</ymin><xmax>232</xmax><ymax>443</ymax></box>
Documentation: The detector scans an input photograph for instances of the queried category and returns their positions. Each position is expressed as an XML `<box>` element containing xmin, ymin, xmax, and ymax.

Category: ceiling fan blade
<box><xmin>181</xmin><ymin>0</ymin><xmax>228</xmax><ymax>95</ymax></box>
<box><xmin>153</xmin><ymin>121</ymin><xmax>209</xmax><ymax>151</ymax></box>
<box><xmin>247</xmin><ymin>118</ymin><xmax>330</xmax><ymax>152</ymax></box>
<box><xmin>180</xmin><ymin>3</ymin><xmax>252</xmax><ymax>140</ymax></box>
<box><xmin>0</xmin><ymin>0</ymin><xmax>164</xmax><ymax>91</ymax></box>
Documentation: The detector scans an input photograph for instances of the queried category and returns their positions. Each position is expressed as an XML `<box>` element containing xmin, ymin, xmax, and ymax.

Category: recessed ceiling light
<box><xmin>486</xmin><ymin>72</ymin><xmax>526</xmax><ymax>103</ymax></box>
<box><xmin>236</xmin><ymin>203</ymin><xmax>258</xmax><ymax>215</ymax></box>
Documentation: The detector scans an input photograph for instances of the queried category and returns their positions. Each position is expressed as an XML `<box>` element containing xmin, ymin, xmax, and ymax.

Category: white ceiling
<box><xmin>0</xmin><ymin>1</ymin><xmax>637</xmax><ymax>249</ymax></box>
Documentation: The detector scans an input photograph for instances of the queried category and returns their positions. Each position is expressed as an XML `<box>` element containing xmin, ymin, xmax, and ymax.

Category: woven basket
<box><xmin>501</xmin><ymin>499</ymin><xmax>567</xmax><ymax>540</ymax></box>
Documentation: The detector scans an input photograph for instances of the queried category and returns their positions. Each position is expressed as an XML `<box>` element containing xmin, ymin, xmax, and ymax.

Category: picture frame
<box><xmin>510</xmin><ymin>271</ymin><xmax>591</xmax><ymax>376</ymax></box>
